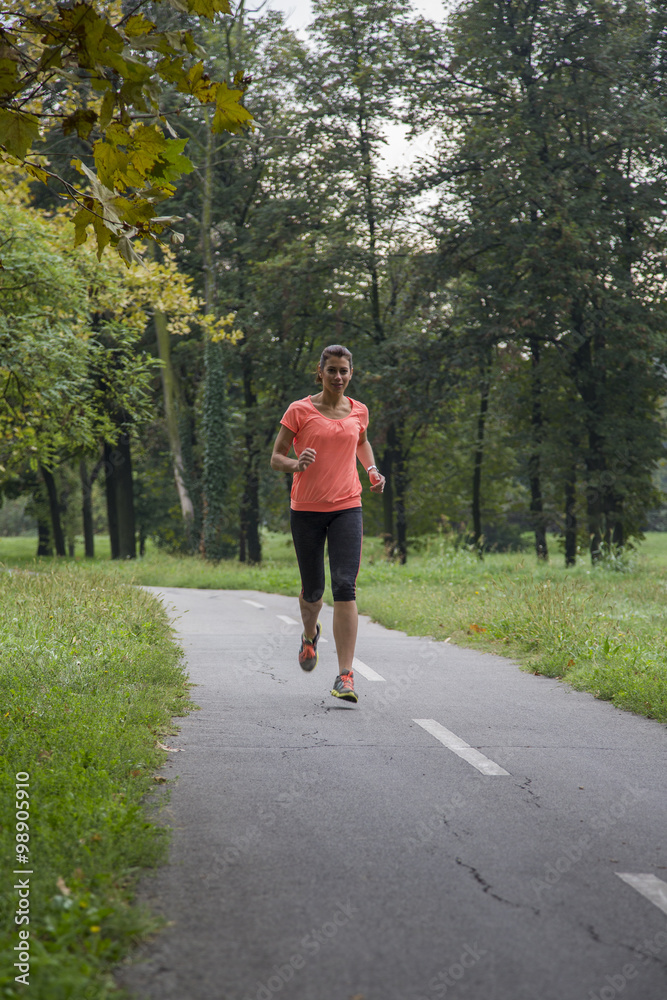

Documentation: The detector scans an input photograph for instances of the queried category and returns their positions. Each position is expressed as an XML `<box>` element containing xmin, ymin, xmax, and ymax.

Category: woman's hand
<box><xmin>369</xmin><ymin>469</ymin><xmax>385</xmax><ymax>493</ymax></box>
<box><xmin>296</xmin><ymin>447</ymin><xmax>317</xmax><ymax>472</ymax></box>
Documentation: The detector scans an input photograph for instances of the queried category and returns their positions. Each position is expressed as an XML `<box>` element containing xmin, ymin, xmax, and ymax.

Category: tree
<box><xmin>414</xmin><ymin>0</ymin><xmax>667</xmax><ymax>562</ymax></box>
<box><xmin>166</xmin><ymin>9</ymin><xmax>316</xmax><ymax>562</ymax></box>
<box><xmin>0</xmin><ymin>0</ymin><xmax>252</xmax><ymax>261</ymax></box>
<box><xmin>297</xmin><ymin>0</ymin><xmax>443</xmax><ymax>560</ymax></box>
<box><xmin>0</xmin><ymin>182</ymin><xmax>230</xmax><ymax>556</ymax></box>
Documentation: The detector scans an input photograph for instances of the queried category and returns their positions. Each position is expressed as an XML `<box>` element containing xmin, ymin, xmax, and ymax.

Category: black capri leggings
<box><xmin>290</xmin><ymin>507</ymin><xmax>363</xmax><ymax>603</ymax></box>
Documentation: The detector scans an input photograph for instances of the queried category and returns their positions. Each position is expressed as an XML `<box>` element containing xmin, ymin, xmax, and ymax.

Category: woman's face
<box><xmin>319</xmin><ymin>355</ymin><xmax>352</xmax><ymax>392</ymax></box>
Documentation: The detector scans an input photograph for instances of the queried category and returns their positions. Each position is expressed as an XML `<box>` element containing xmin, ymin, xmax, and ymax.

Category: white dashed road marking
<box><xmin>242</xmin><ymin>599</ymin><xmax>265</xmax><ymax>609</ymax></box>
<box><xmin>413</xmin><ymin>719</ymin><xmax>510</xmax><ymax>776</ymax></box>
<box><xmin>616</xmin><ymin>873</ymin><xmax>667</xmax><ymax>917</ymax></box>
<box><xmin>352</xmin><ymin>657</ymin><xmax>386</xmax><ymax>682</ymax></box>
<box><xmin>276</xmin><ymin>615</ymin><xmax>299</xmax><ymax>625</ymax></box>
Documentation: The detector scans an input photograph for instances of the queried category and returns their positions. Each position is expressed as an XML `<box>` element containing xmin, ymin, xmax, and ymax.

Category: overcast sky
<box><xmin>264</xmin><ymin>0</ymin><xmax>449</xmax><ymax>31</ymax></box>
<box><xmin>261</xmin><ymin>0</ymin><xmax>450</xmax><ymax>171</ymax></box>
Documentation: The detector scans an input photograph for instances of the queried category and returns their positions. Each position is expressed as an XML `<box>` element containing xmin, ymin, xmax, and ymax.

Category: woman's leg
<box><xmin>299</xmin><ymin>591</ymin><xmax>322</xmax><ymax>641</ymax></box>
<box><xmin>290</xmin><ymin>510</ymin><xmax>327</xmax><ymax>640</ymax></box>
<box><xmin>332</xmin><ymin>600</ymin><xmax>358</xmax><ymax>675</ymax></box>
<box><xmin>327</xmin><ymin>508</ymin><xmax>363</xmax><ymax>675</ymax></box>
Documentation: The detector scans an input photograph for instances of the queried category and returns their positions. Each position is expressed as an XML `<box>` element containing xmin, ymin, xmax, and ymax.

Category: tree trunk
<box><xmin>472</xmin><ymin>371</ymin><xmax>491</xmax><ymax>558</ymax></box>
<box><xmin>605</xmin><ymin>492</ymin><xmax>625</xmax><ymax>551</ymax></box>
<box><xmin>202</xmin><ymin>117</ymin><xmax>215</xmax><ymax>315</ymax></box>
<box><xmin>154</xmin><ymin>308</ymin><xmax>195</xmax><ymax>541</ymax></box>
<box><xmin>394</xmin><ymin>431</ymin><xmax>408</xmax><ymax>565</ymax></box>
<box><xmin>528</xmin><ymin>336</ymin><xmax>548</xmax><ymax>560</ymax></box>
<box><xmin>40</xmin><ymin>465</ymin><xmax>66</xmax><ymax>556</ymax></box>
<box><xmin>241</xmin><ymin>357</ymin><xmax>262</xmax><ymax>564</ymax></box>
<box><xmin>612</xmin><ymin>520</ymin><xmax>624</xmax><ymax>548</ymax></box>
<box><xmin>381</xmin><ymin>444</ymin><xmax>395</xmax><ymax>557</ymax></box>
<box><xmin>240</xmin><ymin>454</ymin><xmax>261</xmax><ymax>564</ymax></box>
<box><xmin>79</xmin><ymin>458</ymin><xmax>95</xmax><ymax>558</ymax></box>
<box><xmin>114</xmin><ymin>434</ymin><xmax>136</xmax><ymax>559</ymax></box>
<box><xmin>564</xmin><ymin>451</ymin><xmax>577</xmax><ymax>568</ymax></box>
<box><xmin>34</xmin><ymin>483</ymin><xmax>52</xmax><ymax>557</ymax></box>
<box><xmin>585</xmin><ymin>428</ymin><xmax>605</xmax><ymax>564</ymax></box>
<box><xmin>199</xmin><ymin>117</ymin><xmax>231</xmax><ymax>562</ymax></box>
<box><xmin>200</xmin><ymin>339</ymin><xmax>230</xmax><ymax>560</ymax></box>
<box><xmin>570</xmin><ymin>319</ymin><xmax>606</xmax><ymax>565</ymax></box>
<box><xmin>37</xmin><ymin>518</ymin><xmax>52</xmax><ymax>557</ymax></box>
<box><xmin>104</xmin><ymin>441</ymin><xmax>120</xmax><ymax>559</ymax></box>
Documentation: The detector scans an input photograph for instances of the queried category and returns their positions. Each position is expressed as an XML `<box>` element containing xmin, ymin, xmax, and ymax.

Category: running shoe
<box><xmin>298</xmin><ymin>623</ymin><xmax>321</xmax><ymax>672</ymax></box>
<box><xmin>330</xmin><ymin>671</ymin><xmax>358</xmax><ymax>703</ymax></box>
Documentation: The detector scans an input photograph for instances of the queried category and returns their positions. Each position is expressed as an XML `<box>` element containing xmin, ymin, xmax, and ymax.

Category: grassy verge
<box><xmin>4</xmin><ymin>530</ymin><xmax>667</xmax><ymax>724</ymax></box>
<box><xmin>0</xmin><ymin>566</ymin><xmax>192</xmax><ymax>1000</ymax></box>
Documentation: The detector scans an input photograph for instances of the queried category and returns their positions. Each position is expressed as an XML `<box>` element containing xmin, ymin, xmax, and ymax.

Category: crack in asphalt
<box><xmin>455</xmin><ymin>858</ymin><xmax>540</xmax><ymax>915</ymax></box>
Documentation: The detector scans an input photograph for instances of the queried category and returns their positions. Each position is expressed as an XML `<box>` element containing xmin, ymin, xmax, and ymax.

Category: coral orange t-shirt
<box><xmin>281</xmin><ymin>395</ymin><xmax>369</xmax><ymax>511</ymax></box>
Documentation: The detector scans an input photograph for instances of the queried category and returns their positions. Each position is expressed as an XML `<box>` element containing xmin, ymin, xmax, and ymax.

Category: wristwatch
<box><xmin>367</xmin><ymin>465</ymin><xmax>379</xmax><ymax>474</ymax></box>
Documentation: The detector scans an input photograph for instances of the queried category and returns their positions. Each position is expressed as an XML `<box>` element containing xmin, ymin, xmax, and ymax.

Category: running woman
<box><xmin>270</xmin><ymin>345</ymin><xmax>385</xmax><ymax>703</ymax></box>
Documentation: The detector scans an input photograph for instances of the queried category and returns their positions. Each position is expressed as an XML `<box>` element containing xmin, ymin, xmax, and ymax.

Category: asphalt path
<box><xmin>115</xmin><ymin>587</ymin><xmax>667</xmax><ymax>1000</ymax></box>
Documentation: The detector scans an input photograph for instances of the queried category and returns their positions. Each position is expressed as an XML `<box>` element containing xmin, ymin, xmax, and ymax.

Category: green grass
<box><xmin>0</xmin><ymin>565</ymin><xmax>192</xmax><ymax>1000</ymax></box>
<box><xmin>3</xmin><ymin>530</ymin><xmax>667</xmax><ymax>724</ymax></box>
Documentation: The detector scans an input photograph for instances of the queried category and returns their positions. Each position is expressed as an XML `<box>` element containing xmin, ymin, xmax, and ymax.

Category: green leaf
<box><xmin>62</xmin><ymin>108</ymin><xmax>98</xmax><ymax>140</ymax></box>
<box><xmin>98</xmin><ymin>91</ymin><xmax>115</xmax><ymax>131</ymax></box>
<box><xmin>124</xmin><ymin>14</ymin><xmax>157</xmax><ymax>37</ymax></box>
<box><xmin>159</xmin><ymin>0</ymin><xmax>190</xmax><ymax>13</ymax></box>
<box><xmin>155</xmin><ymin>55</ymin><xmax>185</xmax><ymax>86</ymax></box>
<box><xmin>211</xmin><ymin>83</ymin><xmax>253</xmax><ymax>134</ymax></box>
<box><xmin>0</xmin><ymin>109</ymin><xmax>40</xmax><ymax>160</ymax></box>
<box><xmin>24</xmin><ymin>163</ymin><xmax>49</xmax><ymax>184</ymax></box>
<box><xmin>92</xmin><ymin>215</ymin><xmax>112</xmax><ymax>259</ymax></box>
<box><xmin>94</xmin><ymin>138</ymin><xmax>129</xmax><ymax>190</ymax></box>
<box><xmin>72</xmin><ymin>206</ymin><xmax>95</xmax><ymax>247</ymax></box>
<box><xmin>186</xmin><ymin>0</ymin><xmax>232</xmax><ymax>17</ymax></box>
<box><xmin>116</xmin><ymin>235</ymin><xmax>144</xmax><ymax>267</ymax></box>
<box><xmin>0</xmin><ymin>58</ymin><xmax>18</xmax><ymax>96</ymax></box>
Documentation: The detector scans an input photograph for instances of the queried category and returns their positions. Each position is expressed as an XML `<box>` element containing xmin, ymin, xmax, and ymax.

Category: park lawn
<box><xmin>0</xmin><ymin>565</ymin><xmax>192</xmax><ymax>1000</ymax></box>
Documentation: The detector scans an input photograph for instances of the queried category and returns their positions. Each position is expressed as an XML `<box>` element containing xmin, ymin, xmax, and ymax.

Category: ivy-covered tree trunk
<box><xmin>200</xmin><ymin>339</ymin><xmax>231</xmax><ymax>560</ymax></box>
<box><xmin>40</xmin><ymin>465</ymin><xmax>66</xmax><ymax>557</ymax></box>
<box><xmin>199</xmin><ymin>119</ymin><xmax>232</xmax><ymax>562</ymax></box>
<box><xmin>528</xmin><ymin>337</ymin><xmax>548</xmax><ymax>560</ymax></box>
<box><xmin>240</xmin><ymin>356</ymin><xmax>261</xmax><ymax>564</ymax></box>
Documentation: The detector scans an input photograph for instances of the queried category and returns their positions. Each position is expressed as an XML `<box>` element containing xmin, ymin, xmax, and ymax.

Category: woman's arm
<box><xmin>270</xmin><ymin>425</ymin><xmax>316</xmax><ymax>473</ymax></box>
<box><xmin>356</xmin><ymin>430</ymin><xmax>385</xmax><ymax>493</ymax></box>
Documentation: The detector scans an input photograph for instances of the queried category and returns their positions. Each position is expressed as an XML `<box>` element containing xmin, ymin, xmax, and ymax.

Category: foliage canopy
<box><xmin>0</xmin><ymin>0</ymin><xmax>253</xmax><ymax>262</ymax></box>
